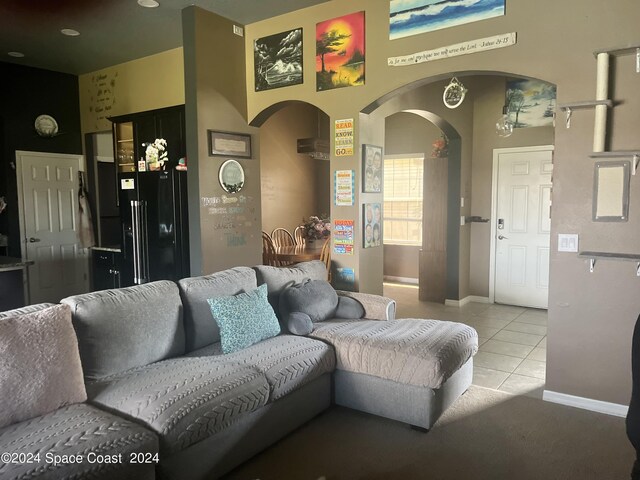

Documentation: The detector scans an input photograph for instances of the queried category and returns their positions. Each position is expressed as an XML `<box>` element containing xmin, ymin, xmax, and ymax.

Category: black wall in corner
<box><xmin>0</xmin><ymin>62</ymin><xmax>82</xmax><ymax>257</ymax></box>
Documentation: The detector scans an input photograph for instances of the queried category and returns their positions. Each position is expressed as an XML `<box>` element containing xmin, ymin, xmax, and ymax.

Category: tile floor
<box><xmin>382</xmin><ymin>282</ymin><xmax>547</xmax><ymax>398</ymax></box>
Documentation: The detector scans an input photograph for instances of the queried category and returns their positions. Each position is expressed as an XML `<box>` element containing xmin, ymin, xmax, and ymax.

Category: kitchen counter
<box><xmin>0</xmin><ymin>256</ymin><xmax>35</xmax><ymax>272</ymax></box>
<box><xmin>0</xmin><ymin>257</ymin><xmax>33</xmax><ymax>311</ymax></box>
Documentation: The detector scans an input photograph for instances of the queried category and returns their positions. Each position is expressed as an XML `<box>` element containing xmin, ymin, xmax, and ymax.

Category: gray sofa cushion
<box><xmin>61</xmin><ymin>281</ymin><xmax>185</xmax><ymax>381</ymax></box>
<box><xmin>0</xmin><ymin>403</ymin><xmax>158</xmax><ymax>480</ymax></box>
<box><xmin>279</xmin><ymin>279</ymin><xmax>339</xmax><ymax>323</ymax></box>
<box><xmin>86</xmin><ymin>357</ymin><xmax>269</xmax><ymax>455</ymax></box>
<box><xmin>309</xmin><ymin>318</ymin><xmax>478</xmax><ymax>389</ymax></box>
<box><xmin>184</xmin><ymin>335</ymin><xmax>336</xmax><ymax>401</ymax></box>
<box><xmin>253</xmin><ymin>260</ymin><xmax>328</xmax><ymax>317</ymax></box>
<box><xmin>178</xmin><ymin>267</ymin><xmax>258</xmax><ymax>352</ymax></box>
<box><xmin>0</xmin><ymin>304</ymin><xmax>87</xmax><ymax>429</ymax></box>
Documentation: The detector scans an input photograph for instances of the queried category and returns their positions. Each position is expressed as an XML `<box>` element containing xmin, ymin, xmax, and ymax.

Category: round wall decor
<box><xmin>34</xmin><ymin>115</ymin><xmax>59</xmax><ymax>137</ymax></box>
<box><xmin>443</xmin><ymin>78</ymin><xmax>467</xmax><ymax>109</ymax></box>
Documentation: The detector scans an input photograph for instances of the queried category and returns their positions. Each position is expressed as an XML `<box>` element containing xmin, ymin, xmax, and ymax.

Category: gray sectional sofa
<box><xmin>0</xmin><ymin>260</ymin><xmax>477</xmax><ymax>480</ymax></box>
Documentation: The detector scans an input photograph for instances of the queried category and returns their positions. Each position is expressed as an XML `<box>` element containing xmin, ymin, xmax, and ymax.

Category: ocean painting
<box><xmin>316</xmin><ymin>11</ymin><xmax>365</xmax><ymax>91</ymax></box>
<box><xmin>254</xmin><ymin>28</ymin><xmax>303</xmax><ymax>91</ymax></box>
<box><xmin>506</xmin><ymin>79</ymin><xmax>557</xmax><ymax>128</ymax></box>
<box><xmin>389</xmin><ymin>0</ymin><xmax>505</xmax><ymax>40</ymax></box>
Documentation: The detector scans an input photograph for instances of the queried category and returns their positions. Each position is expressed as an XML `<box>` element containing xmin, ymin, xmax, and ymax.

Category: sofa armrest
<box><xmin>336</xmin><ymin>291</ymin><xmax>396</xmax><ymax>321</ymax></box>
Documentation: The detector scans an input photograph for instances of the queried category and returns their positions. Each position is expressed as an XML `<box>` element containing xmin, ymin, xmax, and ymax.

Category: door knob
<box><xmin>28</xmin><ymin>237</ymin><xmax>41</xmax><ymax>243</ymax></box>
<box><xmin>498</xmin><ymin>235</ymin><xmax>509</xmax><ymax>240</ymax></box>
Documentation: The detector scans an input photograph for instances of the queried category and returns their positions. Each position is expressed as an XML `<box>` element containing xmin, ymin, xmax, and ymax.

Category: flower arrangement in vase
<box><xmin>431</xmin><ymin>134</ymin><xmax>449</xmax><ymax>158</ymax></box>
<box><xmin>301</xmin><ymin>215</ymin><xmax>331</xmax><ymax>243</ymax></box>
<box><xmin>145</xmin><ymin>138</ymin><xmax>168</xmax><ymax>171</ymax></box>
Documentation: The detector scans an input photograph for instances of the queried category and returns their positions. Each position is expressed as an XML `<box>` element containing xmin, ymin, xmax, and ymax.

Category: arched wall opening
<box><xmin>366</xmin><ymin>72</ymin><xmax>556</xmax><ymax>302</ymax></box>
<box><xmin>251</xmin><ymin>100</ymin><xmax>331</xmax><ymax>234</ymax></box>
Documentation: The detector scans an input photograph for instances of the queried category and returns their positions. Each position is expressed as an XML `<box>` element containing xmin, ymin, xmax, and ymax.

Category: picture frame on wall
<box><xmin>208</xmin><ymin>130</ymin><xmax>252</xmax><ymax>158</ymax></box>
<box><xmin>362</xmin><ymin>144</ymin><xmax>382</xmax><ymax>193</ymax></box>
<box><xmin>363</xmin><ymin>202</ymin><xmax>382</xmax><ymax>248</ymax></box>
<box><xmin>254</xmin><ymin>28</ymin><xmax>303</xmax><ymax>92</ymax></box>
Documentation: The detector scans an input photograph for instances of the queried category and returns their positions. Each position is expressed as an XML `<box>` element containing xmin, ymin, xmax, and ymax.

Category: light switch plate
<box><xmin>558</xmin><ymin>233</ymin><xmax>579</xmax><ymax>252</ymax></box>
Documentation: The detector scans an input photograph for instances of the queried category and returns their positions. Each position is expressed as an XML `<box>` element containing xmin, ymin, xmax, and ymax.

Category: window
<box><xmin>383</xmin><ymin>155</ymin><xmax>424</xmax><ymax>246</ymax></box>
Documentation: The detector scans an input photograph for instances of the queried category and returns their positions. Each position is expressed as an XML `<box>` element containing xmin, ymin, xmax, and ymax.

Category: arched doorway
<box><xmin>250</xmin><ymin>101</ymin><xmax>331</xmax><ymax>235</ymax></box>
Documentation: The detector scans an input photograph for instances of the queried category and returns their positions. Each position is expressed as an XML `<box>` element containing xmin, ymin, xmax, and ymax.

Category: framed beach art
<box><xmin>362</xmin><ymin>144</ymin><xmax>383</xmax><ymax>193</ymax></box>
<box><xmin>316</xmin><ymin>11</ymin><xmax>365</xmax><ymax>91</ymax></box>
<box><xmin>389</xmin><ymin>0</ymin><xmax>506</xmax><ymax>40</ymax></box>
<box><xmin>254</xmin><ymin>28</ymin><xmax>303</xmax><ymax>92</ymax></box>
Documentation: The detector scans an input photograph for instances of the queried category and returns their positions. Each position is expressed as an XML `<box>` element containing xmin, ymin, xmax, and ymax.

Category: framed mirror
<box><xmin>592</xmin><ymin>160</ymin><xmax>630</xmax><ymax>222</ymax></box>
<box><xmin>219</xmin><ymin>159</ymin><xmax>245</xmax><ymax>193</ymax></box>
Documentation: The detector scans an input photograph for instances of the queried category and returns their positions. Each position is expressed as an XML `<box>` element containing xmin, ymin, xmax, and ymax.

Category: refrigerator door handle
<box><xmin>131</xmin><ymin>201</ymin><xmax>140</xmax><ymax>284</ymax></box>
<box><xmin>141</xmin><ymin>201</ymin><xmax>149</xmax><ymax>284</ymax></box>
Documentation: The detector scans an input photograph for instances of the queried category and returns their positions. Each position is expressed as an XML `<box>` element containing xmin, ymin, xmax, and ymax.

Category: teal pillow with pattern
<box><xmin>207</xmin><ymin>284</ymin><xmax>281</xmax><ymax>354</ymax></box>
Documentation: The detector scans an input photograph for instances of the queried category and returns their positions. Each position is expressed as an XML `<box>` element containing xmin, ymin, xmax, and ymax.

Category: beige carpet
<box><xmin>223</xmin><ymin>385</ymin><xmax>634</xmax><ymax>480</ymax></box>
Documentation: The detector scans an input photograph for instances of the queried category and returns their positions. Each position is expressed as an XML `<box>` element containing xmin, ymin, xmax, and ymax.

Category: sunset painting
<box><xmin>389</xmin><ymin>0</ymin><xmax>505</xmax><ymax>40</ymax></box>
<box><xmin>316</xmin><ymin>11</ymin><xmax>365</xmax><ymax>91</ymax></box>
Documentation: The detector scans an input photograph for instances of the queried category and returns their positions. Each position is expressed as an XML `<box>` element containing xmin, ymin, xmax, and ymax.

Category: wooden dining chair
<box><xmin>293</xmin><ymin>226</ymin><xmax>305</xmax><ymax>245</ymax></box>
<box><xmin>262</xmin><ymin>231</ymin><xmax>278</xmax><ymax>267</ymax></box>
<box><xmin>271</xmin><ymin>228</ymin><xmax>295</xmax><ymax>248</ymax></box>
<box><xmin>320</xmin><ymin>237</ymin><xmax>332</xmax><ymax>282</ymax></box>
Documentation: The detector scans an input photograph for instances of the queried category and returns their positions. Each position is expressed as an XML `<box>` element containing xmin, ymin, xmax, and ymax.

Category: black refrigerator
<box><xmin>118</xmin><ymin>169</ymin><xmax>189</xmax><ymax>286</ymax></box>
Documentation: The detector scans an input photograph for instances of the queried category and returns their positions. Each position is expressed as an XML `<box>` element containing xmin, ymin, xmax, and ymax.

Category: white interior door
<box><xmin>492</xmin><ymin>146</ymin><xmax>553</xmax><ymax>309</ymax></box>
<box><xmin>17</xmin><ymin>151</ymin><xmax>89</xmax><ymax>304</ymax></box>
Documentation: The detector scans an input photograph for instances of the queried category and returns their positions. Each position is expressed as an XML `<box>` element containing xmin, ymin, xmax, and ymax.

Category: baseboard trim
<box><xmin>543</xmin><ymin>390</ymin><xmax>628</xmax><ymax>418</ymax></box>
<box><xmin>383</xmin><ymin>276</ymin><xmax>418</xmax><ymax>285</ymax></box>
<box><xmin>444</xmin><ymin>296</ymin><xmax>491</xmax><ymax>307</ymax></box>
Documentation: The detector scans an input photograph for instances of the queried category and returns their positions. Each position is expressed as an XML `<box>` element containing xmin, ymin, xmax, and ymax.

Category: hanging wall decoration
<box><xmin>363</xmin><ymin>202</ymin><xmax>382</xmax><ymax>248</ymax></box>
<box><xmin>389</xmin><ymin>0</ymin><xmax>505</xmax><ymax>40</ymax></box>
<box><xmin>316</xmin><ymin>11</ymin><xmax>365</xmax><ymax>91</ymax></box>
<box><xmin>506</xmin><ymin>79</ymin><xmax>557</xmax><ymax>128</ymax></box>
<box><xmin>362</xmin><ymin>144</ymin><xmax>383</xmax><ymax>192</ymax></box>
<box><xmin>443</xmin><ymin>77</ymin><xmax>467</xmax><ymax>109</ymax></box>
<box><xmin>254</xmin><ymin>28</ymin><xmax>303</xmax><ymax>91</ymax></box>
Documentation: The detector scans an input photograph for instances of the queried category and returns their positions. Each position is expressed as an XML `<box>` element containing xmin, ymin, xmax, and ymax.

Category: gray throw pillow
<box><xmin>335</xmin><ymin>296</ymin><xmax>365</xmax><ymax>319</ymax></box>
<box><xmin>0</xmin><ymin>304</ymin><xmax>87</xmax><ymax>429</ymax></box>
<box><xmin>287</xmin><ymin>312</ymin><xmax>314</xmax><ymax>336</ymax></box>
<box><xmin>280</xmin><ymin>279</ymin><xmax>339</xmax><ymax>323</ymax></box>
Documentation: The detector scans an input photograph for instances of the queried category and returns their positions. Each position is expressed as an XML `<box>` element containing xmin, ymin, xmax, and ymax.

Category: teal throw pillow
<box><xmin>207</xmin><ymin>284</ymin><xmax>281</xmax><ymax>354</ymax></box>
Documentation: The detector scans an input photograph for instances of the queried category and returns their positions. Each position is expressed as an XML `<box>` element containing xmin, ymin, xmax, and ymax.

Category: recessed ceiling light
<box><xmin>137</xmin><ymin>0</ymin><xmax>159</xmax><ymax>7</ymax></box>
<box><xmin>61</xmin><ymin>28</ymin><xmax>80</xmax><ymax>36</ymax></box>
<box><xmin>8</xmin><ymin>52</ymin><xmax>25</xmax><ymax>58</ymax></box>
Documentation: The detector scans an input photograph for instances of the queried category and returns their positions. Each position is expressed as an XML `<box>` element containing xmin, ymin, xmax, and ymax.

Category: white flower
<box><xmin>145</xmin><ymin>138</ymin><xmax>168</xmax><ymax>165</ymax></box>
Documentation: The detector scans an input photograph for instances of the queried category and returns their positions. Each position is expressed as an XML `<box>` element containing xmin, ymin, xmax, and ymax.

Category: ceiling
<box><xmin>0</xmin><ymin>0</ymin><xmax>329</xmax><ymax>75</ymax></box>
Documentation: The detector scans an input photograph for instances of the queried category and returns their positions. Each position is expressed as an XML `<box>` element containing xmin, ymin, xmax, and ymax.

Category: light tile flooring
<box><xmin>382</xmin><ymin>283</ymin><xmax>547</xmax><ymax>398</ymax></box>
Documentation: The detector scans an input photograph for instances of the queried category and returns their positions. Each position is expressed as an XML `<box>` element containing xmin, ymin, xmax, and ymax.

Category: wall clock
<box><xmin>34</xmin><ymin>115</ymin><xmax>59</xmax><ymax>137</ymax></box>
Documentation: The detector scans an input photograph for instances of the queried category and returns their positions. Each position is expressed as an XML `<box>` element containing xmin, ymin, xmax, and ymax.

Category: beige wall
<box><xmin>243</xmin><ymin>0</ymin><xmax>640</xmax><ymax>405</ymax></box>
<box><xmin>78</xmin><ymin>48</ymin><xmax>185</xmax><ymax>134</ymax></box>
<box><xmin>261</xmin><ymin>103</ymin><xmax>330</xmax><ymax>233</ymax></box>
<box><xmin>183</xmin><ymin>7</ymin><xmax>262</xmax><ymax>274</ymax></box>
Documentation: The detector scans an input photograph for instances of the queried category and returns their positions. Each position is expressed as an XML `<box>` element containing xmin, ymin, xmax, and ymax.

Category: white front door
<box><xmin>17</xmin><ymin>151</ymin><xmax>89</xmax><ymax>304</ymax></box>
<box><xmin>492</xmin><ymin>146</ymin><xmax>553</xmax><ymax>309</ymax></box>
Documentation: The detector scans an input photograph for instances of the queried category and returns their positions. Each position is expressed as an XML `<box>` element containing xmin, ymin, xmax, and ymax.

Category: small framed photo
<box><xmin>363</xmin><ymin>202</ymin><xmax>382</xmax><ymax>248</ymax></box>
<box><xmin>362</xmin><ymin>144</ymin><xmax>382</xmax><ymax>193</ymax></box>
<box><xmin>208</xmin><ymin>130</ymin><xmax>252</xmax><ymax>158</ymax></box>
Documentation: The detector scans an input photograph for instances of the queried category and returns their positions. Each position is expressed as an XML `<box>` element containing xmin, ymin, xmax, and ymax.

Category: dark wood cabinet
<box><xmin>110</xmin><ymin>105</ymin><xmax>185</xmax><ymax>173</ymax></box>
<box><xmin>91</xmin><ymin>249</ymin><xmax>121</xmax><ymax>291</ymax></box>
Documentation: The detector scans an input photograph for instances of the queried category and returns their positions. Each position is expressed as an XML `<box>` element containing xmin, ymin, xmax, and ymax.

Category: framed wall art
<box><xmin>208</xmin><ymin>130</ymin><xmax>252</xmax><ymax>158</ymax></box>
<box><xmin>254</xmin><ymin>28</ymin><xmax>303</xmax><ymax>92</ymax></box>
<box><xmin>362</xmin><ymin>144</ymin><xmax>382</xmax><ymax>193</ymax></box>
<box><xmin>363</xmin><ymin>202</ymin><xmax>382</xmax><ymax>248</ymax></box>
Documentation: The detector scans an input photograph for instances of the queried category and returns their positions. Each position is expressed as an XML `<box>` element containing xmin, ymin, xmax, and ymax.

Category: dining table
<box><xmin>273</xmin><ymin>243</ymin><xmax>325</xmax><ymax>264</ymax></box>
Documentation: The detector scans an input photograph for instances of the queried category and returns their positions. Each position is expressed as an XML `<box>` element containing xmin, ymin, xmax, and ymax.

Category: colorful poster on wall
<box><xmin>335</xmin><ymin>118</ymin><xmax>354</xmax><ymax>156</ymax></box>
<box><xmin>506</xmin><ymin>79</ymin><xmax>557</xmax><ymax>128</ymax></box>
<box><xmin>254</xmin><ymin>28</ymin><xmax>303</xmax><ymax>92</ymax></box>
<box><xmin>363</xmin><ymin>202</ymin><xmax>382</xmax><ymax>248</ymax></box>
<box><xmin>316</xmin><ymin>11</ymin><xmax>365</xmax><ymax>91</ymax></box>
<box><xmin>335</xmin><ymin>170</ymin><xmax>355</xmax><ymax>206</ymax></box>
<box><xmin>333</xmin><ymin>219</ymin><xmax>354</xmax><ymax>255</ymax></box>
<box><xmin>389</xmin><ymin>0</ymin><xmax>506</xmax><ymax>40</ymax></box>
<box><xmin>334</xmin><ymin>267</ymin><xmax>356</xmax><ymax>291</ymax></box>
